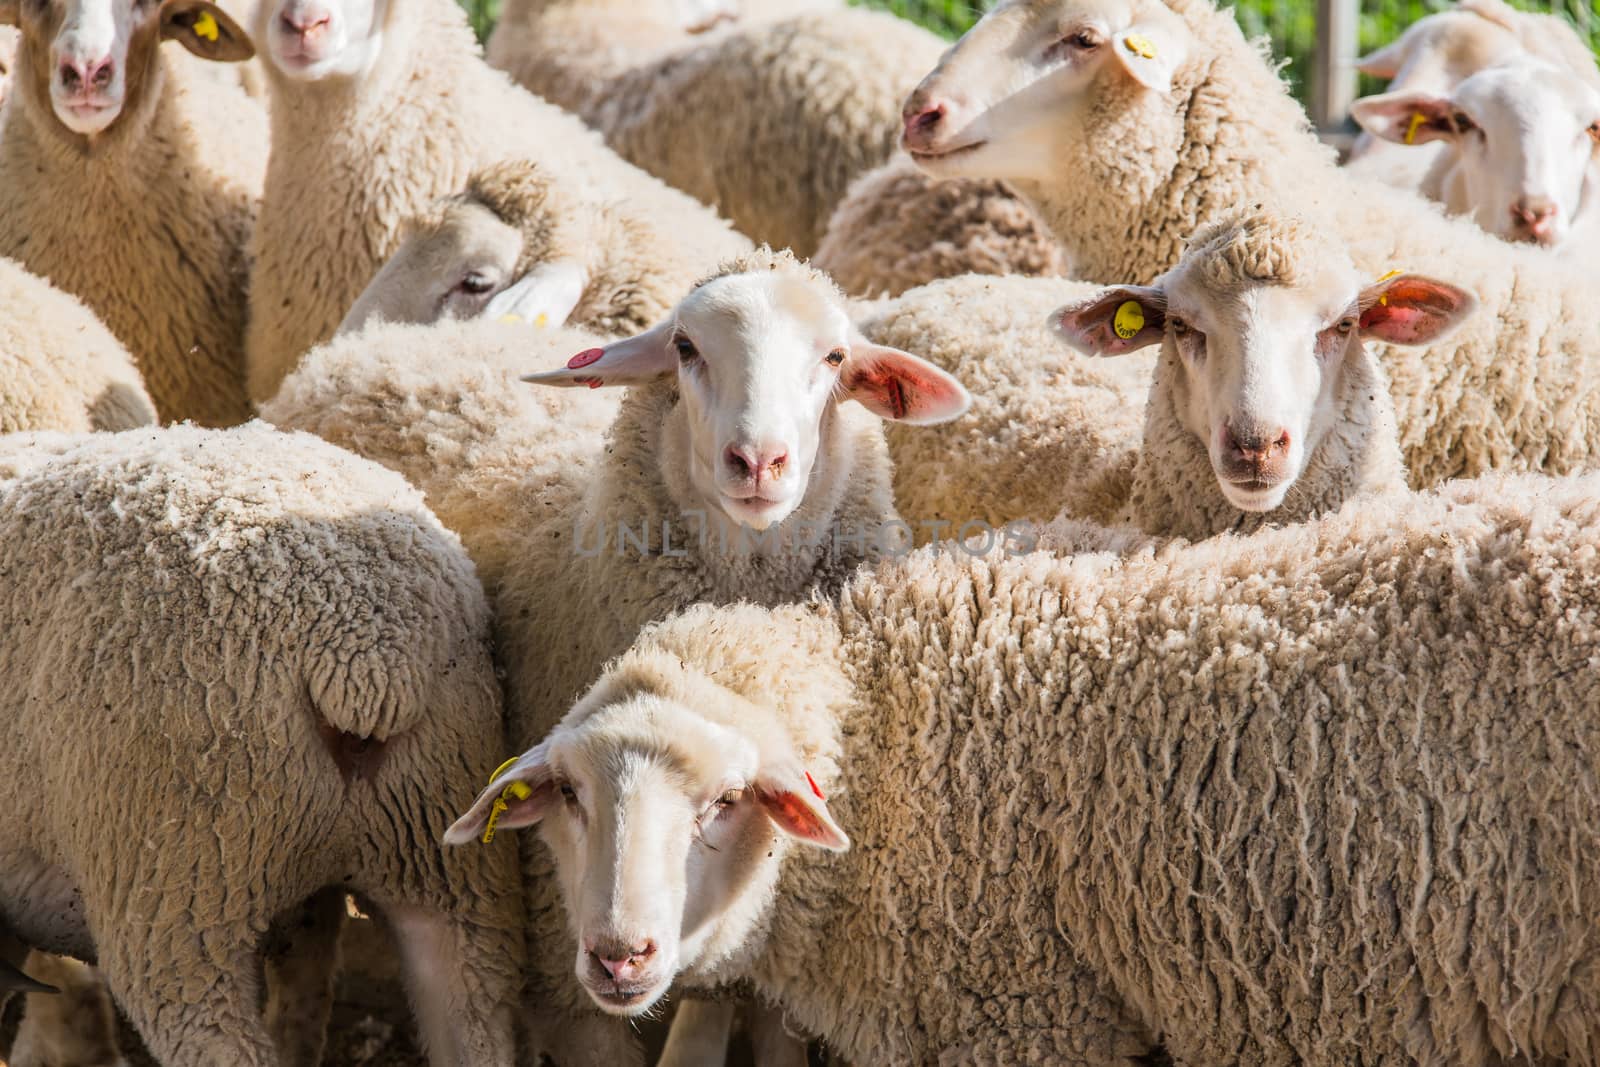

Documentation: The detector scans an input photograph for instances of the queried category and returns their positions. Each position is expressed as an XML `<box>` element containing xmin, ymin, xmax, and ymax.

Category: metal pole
<box><xmin>1312</xmin><ymin>0</ymin><xmax>1360</xmax><ymax>133</ymax></box>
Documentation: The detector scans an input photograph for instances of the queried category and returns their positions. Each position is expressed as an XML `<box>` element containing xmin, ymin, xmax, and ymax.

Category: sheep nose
<box><xmin>1224</xmin><ymin>423</ymin><xmax>1291</xmax><ymax>465</ymax></box>
<box><xmin>901</xmin><ymin>96</ymin><xmax>947</xmax><ymax>150</ymax></box>
<box><xmin>58</xmin><ymin>53</ymin><xmax>114</xmax><ymax>94</ymax></box>
<box><xmin>725</xmin><ymin>444</ymin><xmax>788</xmax><ymax>485</ymax></box>
<box><xmin>590</xmin><ymin>940</ymin><xmax>655</xmax><ymax>981</ymax></box>
<box><xmin>1511</xmin><ymin>196</ymin><xmax>1558</xmax><ymax>239</ymax></box>
<box><xmin>281</xmin><ymin>7</ymin><xmax>332</xmax><ymax>34</ymax></box>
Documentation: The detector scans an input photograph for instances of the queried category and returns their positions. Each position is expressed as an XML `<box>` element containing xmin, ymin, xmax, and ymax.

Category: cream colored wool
<box><xmin>0</xmin><ymin>258</ymin><xmax>157</xmax><ymax>432</ymax></box>
<box><xmin>6</xmin><ymin>954</ymin><xmax>122</xmax><ymax>1067</ymax></box>
<box><xmin>487</xmin><ymin>4</ymin><xmax>943</xmax><ymax>257</ymax></box>
<box><xmin>0</xmin><ymin>23</ymin><xmax>263</xmax><ymax>427</ymax></box>
<box><xmin>858</xmin><ymin>272</ymin><xmax>1151</xmax><ymax>534</ymax></box>
<box><xmin>815</xmin><ymin>155</ymin><xmax>1069</xmax><ymax>298</ymax></box>
<box><xmin>972</xmin><ymin>0</ymin><xmax>1600</xmax><ymax>488</ymax></box>
<box><xmin>0</xmin><ymin>424</ymin><xmax>522</xmax><ymax>1067</ymax></box>
<box><xmin>568</xmin><ymin>467</ymin><xmax>1600</xmax><ymax>1065</ymax></box>
<box><xmin>246</xmin><ymin>0</ymin><xmax>745</xmax><ymax>404</ymax></box>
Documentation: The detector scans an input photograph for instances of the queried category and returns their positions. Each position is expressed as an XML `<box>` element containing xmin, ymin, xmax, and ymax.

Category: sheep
<box><xmin>340</xmin><ymin>160</ymin><xmax>715</xmax><ymax>342</ymax></box>
<box><xmin>0</xmin><ymin>423</ymin><xmax>523</xmax><ymax>1067</ymax></box>
<box><xmin>897</xmin><ymin>0</ymin><xmax>1600</xmax><ymax>490</ymax></box>
<box><xmin>245</xmin><ymin>0</ymin><xmax>746</xmax><ymax>405</ymax></box>
<box><xmin>1053</xmin><ymin>212</ymin><xmax>1473</xmax><ymax>540</ymax></box>
<box><xmin>449</xmin><ymin>463</ymin><xmax>1600</xmax><ymax>1067</ymax></box>
<box><xmin>0</xmin><ymin>0</ymin><xmax>265</xmax><ymax>428</ymax></box>
<box><xmin>0</xmin><ymin>257</ymin><xmax>157</xmax><ymax>432</ymax></box>
<box><xmin>484</xmin><ymin>2</ymin><xmax>936</xmax><ymax>257</ymax></box>
<box><xmin>812</xmin><ymin>155</ymin><xmax>1069</xmax><ymax>298</ymax></box>
<box><xmin>265</xmin><ymin>248</ymin><xmax>971</xmax><ymax>1065</ymax></box>
<box><xmin>0</xmin><ymin>26</ymin><xmax>13</xmax><ymax>110</ymax></box>
<box><xmin>6</xmin><ymin>954</ymin><xmax>124</xmax><ymax>1067</ymax></box>
<box><xmin>1350</xmin><ymin>53</ymin><xmax>1600</xmax><ymax>250</ymax></box>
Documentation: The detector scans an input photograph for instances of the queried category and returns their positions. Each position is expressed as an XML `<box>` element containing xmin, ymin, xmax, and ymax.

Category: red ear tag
<box><xmin>805</xmin><ymin>770</ymin><xmax>825</xmax><ymax>800</ymax></box>
<box><xmin>568</xmin><ymin>348</ymin><xmax>604</xmax><ymax>370</ymax></box>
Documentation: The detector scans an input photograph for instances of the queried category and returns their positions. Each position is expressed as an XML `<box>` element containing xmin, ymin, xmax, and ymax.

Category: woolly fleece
<box><xmin>0</xmin><ymin>424</ymin><xmax>522</xmax><ymax>1067</ymax></box>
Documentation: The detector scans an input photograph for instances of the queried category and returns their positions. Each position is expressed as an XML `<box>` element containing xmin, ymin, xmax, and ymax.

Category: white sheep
<box><xmin>0</xmin><ymin>0</ymin><xmax>265</xmax><ymax>427</ymax></box>
<box><xmin>1350</xmin><ymin>53</ymin><xmax>1600</xmax><ymax>249</ymax></box>
<box><xmin>898</xmin><ymin>0</ymin><xmax>1600</xmax><ymax>491</ymax></box>
<box><xmin>340</xmin><ymin>159</ymin><xmax>718</xmax><ymax>342</ymax></box>
<box><xmin>1053</xmin><ymin>212</ymin><xmax>1473</xmax><ymax>539</ymax></box>
<box><xmin>0</xmin><ymin>424</ymin><xmax>523</xmax><ymax>1067</ymax></box>
<box><xmin>484</xmin><ymin>1</ymin><xmax>932</xmax><ymax>257</ymax></box>
<box><xmin>245</xmin><ymin>0</ymin><xmax>746</xmax><ymax>403</ymax></box>
<box><xmin>0</xmin><ymin>257</ymin><xmax>157</xmax><ymax>432</ymax></box>
<box><xmin>265</xmin><ymin>248</ymin><xmax>971</xmax><ymax>1065</ymax></box>
<box><xmin>449</xmin><ymin>465</ymin><xmax>1600</xmax><ymax>1066</ymax></box>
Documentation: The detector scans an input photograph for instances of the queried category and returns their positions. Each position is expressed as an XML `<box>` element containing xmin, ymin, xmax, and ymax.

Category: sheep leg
<box><xmin>742</xmin><ymin>1000</ymin><xmax>809</xmax><ymax>1067</ymax></box>
<box><xmin>262</xmin><ymin>887</ymin><xmax>346</xmax><ymax>1067</ymax></box>
<box><xmin>658</xmin><ymin>997</ymin><xmax>735</xmax><ymax>1067</ymax></box>
<box><xmin>381</xmin><ymin>901</ymin><xmax>518</xmax><ymax>1067</ymax></box>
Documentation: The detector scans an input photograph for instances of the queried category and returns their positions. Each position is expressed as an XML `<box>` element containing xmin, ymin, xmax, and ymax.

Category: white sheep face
<box><xmin>443</xmin><ymin>695</ymin><xmax>846</xmax><ymax>1017</ymax></box>
<box><xmin>522</xmin><ymin>270</ymin><xmax>970</xmax><ymax>532</ymax></box>
<box><xmin>1352</xmin><ymin>58</ymin><xmax>1600</xmax><ymax>247</ymax></box>
<box><xmin>1056</xmin><ymin>254</ymin><xmax>1475</xmax><ymax>512</ymax></box>
<box><xmin>0</xmin><ymin>0</ymin><xmax>251</xmax><ymax>137</ymax></box>
<box><xmin>259</xmin><ymin>0</ymin><xmax>386</xmax><ymax>80</ymax></box>
<box><xmin>899</xmin><ymin>0</ymin><xmax>1189</xmax><ymax>182</ymax></box>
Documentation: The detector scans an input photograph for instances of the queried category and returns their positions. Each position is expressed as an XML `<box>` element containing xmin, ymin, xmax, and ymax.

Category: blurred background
<box><xmin>456</xmin><ymin>0</ymin><xmax>1600</xmax><ymax>118</ymax></box>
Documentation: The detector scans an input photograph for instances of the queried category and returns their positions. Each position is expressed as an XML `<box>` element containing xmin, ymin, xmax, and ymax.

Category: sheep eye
<box><xmin>1335</xmin><ymin>318</ymin><xmax>1356</xmax><ymax>335</ymax></box>
<box><xmin>458</xmin><ymin>272</ymin><xmax>495</xmax><ymax>296</ymax></box>
<box><xmin>825</xmin><ymin>349</ymin><xmax>846</xmax><ymax>368</ymax></box>
<box><xmin>1065</xmin><ymin>28</ymin><xmax>1100</xmax><ymax>50</ymax></box>
<box><xmin>715</xmin><ymin>789</ymin><xmax>741</xmax><ymax>809</ymax></box>
<box><xmin>559</xmin><ymin>783</ymin><xmax>577</xmax><ymax>802</ymax></box>
<box><xmin>674</xmin><ymin>334</ymin><xmax>698</xmax><ymax>362</ymax></box>
<box><xmin>1169</xmin><ymin>318</ymin><xmax>1189</xmax><ymax>336</ymax></box>
<box><xmin>1588</xmin><ymin>121</ymin><xmax>1600</xmax><ymax>145</ymax></box>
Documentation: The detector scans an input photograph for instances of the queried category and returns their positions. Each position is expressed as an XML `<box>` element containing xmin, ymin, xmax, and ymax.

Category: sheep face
<box><xmin>523</xmin><ymin>268</ymin><xmax>969</xmax><ymax>531</ymax></box>
<box><xmin>900</xmin><ymin>0</ymin><xmax>1188</xmax><ymax>183</ymax></box>
<box><xmin>339</xmin><ymin>200</ymin><xmax>526</xmax><ymax>333</ymax></box>
<box><xmin>1055</xmin><ymin>215</ymin><xmax>1475</xmax><ymax>512</ymax></box>
<box><xmin>444</xmin><ymin>693</ymin><xmax>846</xmax><ymax>1017</ymax></box>
<box><xmin>1352</xmin><ymin>59</ymin><xmax>1600</xmax><ymax>248</ymax></box>
<box><xmin>0</xmin><ymin>0</ymin><xmax>250</xmax><ymax>138</ymax></box>
<box><xmin>258</xmin><ymin>0</ymin><xmax>384</xmax><ymax>80</ymax></box>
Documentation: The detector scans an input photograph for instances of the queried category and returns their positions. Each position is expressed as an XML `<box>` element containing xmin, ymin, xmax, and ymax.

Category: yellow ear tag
<box><xmin>1113</xmin><ymin>300</ymin><xmax>1146</xmax><ymax>340</ymax></box>
<box><xmin>1374</xmin><ymin>268</ymin><xmax>1402</xmax><ymax>306</ymax></box>
<box><xmin>1123</xmin><ymin>33</ymin><xmax>1157</xmax><ymax>60</ymax></box>
<box><xmin>497</xmin><ymin>313</ymin><xmax>523</xmax><ymax>325</ymax></box>
<box><xmin>533</xmin><ymin>313</ymin><xmax>549</xmax><ymax>328</ymax></box>
<box><xmin>480</xmin><ymin>757</ymin><xmax>534</xmax><ymax>845</ymax></box>
<box><xmin>192</xmin><ymin>10</ymin><xmax>220</xmax><ymax>41</ymax></box>
<box><xmin>1403</xmin><ymin>111</ymin><xmax>1425</xmax><ymax>146</ymax></box>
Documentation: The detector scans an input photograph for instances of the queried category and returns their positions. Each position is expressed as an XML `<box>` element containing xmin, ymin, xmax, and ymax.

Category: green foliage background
<box><xmin>458</xmin><ymin>0</ymin><xmax>1600</xmax><ymax>104</ymax></box>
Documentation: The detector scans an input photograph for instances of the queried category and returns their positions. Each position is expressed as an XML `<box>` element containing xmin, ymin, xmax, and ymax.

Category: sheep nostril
<box><xmin>725</xmin><ymin>446</ymin><xmax>752</xmax><ymax>478</ymax></box>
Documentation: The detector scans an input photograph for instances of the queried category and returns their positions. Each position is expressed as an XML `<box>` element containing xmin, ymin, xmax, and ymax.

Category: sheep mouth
<box><xmin>585</xmin><ymin>983</ymin><xmax>662</xmax><ymax>1015</ymax></box>
<box><xmin>907</xmin><ymin>139</ymin><xmax>988</xmax><ymax>163</ymax></box>
<box><xmin>1219</xmin><ymin>475</ymin><xmax>1292</xmax><ymax>512</ymax></box>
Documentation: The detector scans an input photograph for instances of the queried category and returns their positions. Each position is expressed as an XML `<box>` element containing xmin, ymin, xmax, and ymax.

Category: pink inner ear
<box><xmin>757</xmin><ymin>787</ymin><xmax>846</xmax><ymax>849</ymax></box>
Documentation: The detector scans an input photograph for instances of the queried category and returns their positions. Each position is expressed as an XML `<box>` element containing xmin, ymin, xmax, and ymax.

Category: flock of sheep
<box><xmin>0</xmin><ymin>0</ymin><xmax>1598</xmax><ymax>1062</ymax></box>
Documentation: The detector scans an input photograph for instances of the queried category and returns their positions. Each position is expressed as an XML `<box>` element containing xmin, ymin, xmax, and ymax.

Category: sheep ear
<box><xmin>840</xmin><ymin>337</ymin><xmax>971</xmax><ymax>425</ymax></box>
<box><xmin>754</xmin><ymin>766</ymin><xmax>849</xmax><ymax>852</ymax></box>
<box><xmin>1349</xmin><ymin>92</ymin><xmax>1460</xmax><ymax>146</ymax></box>
<box><xmin>1358</xmin><ymin>274</ymin><xmax>1477</xmax><ymax>345</ymax></box>
<box><xmin>160</xmin><ymin>0</ymin><xmax>254</xmax><ymax>62</ymax></box>
<box><xmin>1354</xmin><ymin>37</ymin><xmax>1407</xmax><ymax>78</ymax></box>
<box><xmin>521</xmin><ymin>320</ymin><xmax>677</xmax><ymax>389</ymax></box>
<box><xmin>1052</xmin><ymin>285</ymin><xmax>1165</xmax><ymax>357</ymax></box>
<box><xmin>1112</xmin><ymin>23</ymin><xmax>1187</xmax><ymax>93</ymax></box>
<box><xmin>484</xmin><ymin>261</ymin><xmax>588</xmax><ymax>330</ymax></box>
<box><xmin>0</xmin><ymin>960</ymin><xmax>57</xmax><ymax>997</ymax></box>
<box><xmin>442</xmin><ymin>745</ymin><xmax>558</xmax><ymax>846</ymax></box>
<box><xmin>0</xmin><ymin>0</ymin><xmax>17</xmax><ymax>26</ymax></box>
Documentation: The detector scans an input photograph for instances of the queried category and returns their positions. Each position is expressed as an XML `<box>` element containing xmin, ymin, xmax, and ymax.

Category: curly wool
<box><xmin>814</xmin><ymin>155</ymin><xmax>1069</xmax><ymax>298</ymax></box>
<box><xmin>1008</xmin><ymin>0</ymin><xmax>1600</xmax><ymax>489</ymax></box>
<box><xmin>607</xmin><ymin>468</ymin><xmax>1600</xmax><ymax>1065</ymax></box>
<box><xmin>0</xmin><ymin>44</ymin><xmax>263</xmax><ymax>427</ymax></box>
<box><xmin>246</xmin><ymin>0</ymin><xmax>745</xmax><ymax>402</ymax></box>
<box><xmin>0</xmin><ymin>258</ymin><xmax>156</xmax><ymax>432</ymax></box>
<box><xmin>490</xmin><ymin>5</ymin><xmax>943</xmax><ymax>257</ymax></box>
<box><xmin>0</xmin><ymin>424</ymin><xmax>522</xmax><ymax>1067</ymax></box>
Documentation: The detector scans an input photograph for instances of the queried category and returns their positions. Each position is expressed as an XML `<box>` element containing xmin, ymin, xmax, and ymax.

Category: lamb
<box><xmin>0</xmin><ymin>257</ymin><xmax>157</xmax><ymax>432</ymax></box>
<box><xmin>0</xmin><ymin>0</ymin><xmax>265</xmax><ymax>427</ymax></box>
<box><xmin>265</xmin><ymin>249</ymin><xmax>970</xmax><ymax>1065</ymax></box>
<box><xmin>0</xmin><ymin>424</ymin><xmax>523</xmax><ymax>1067</ymax></box>
<box><xmin>449</xmin><ymin>465</ymin><xmax>1600</xmax><ymax>1067</ymax></box>
<box><xmin>245</xmin><ymin>0</ymin><xmax>746</xmax><ymax>404</ymax></box>
<box><xmin>1053</xmin><ymin>212</ymin><xmax>1472</xmax><ymax>539</ymax></box>
<box><xmin>484</xmin><ymin>2</ymin><xmax>938</xmax><ymax>257</ymax></box>
<box><xmin>897</xmin><ymin>0</ymin><xmax>1600</xmax><ymax>489</ymax></box>
<box><xmin>1350</xmin><ymin>53</ymin><xmax>1600</xmax><ymax>250</ymax></box>
<box><xmin>5</xmin><ymin>953</ymin><xmax>124</xmax><ymax>1067</ymax></box>
<box><xmin>812</xmin><ymin>155</ymin><xmax>1068</xmax><ymax>298</ymax></box>
<box><xmin>340</xmin><ymin>160</ymin><xmax>714</xmax><ymax>342</ymax></box>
